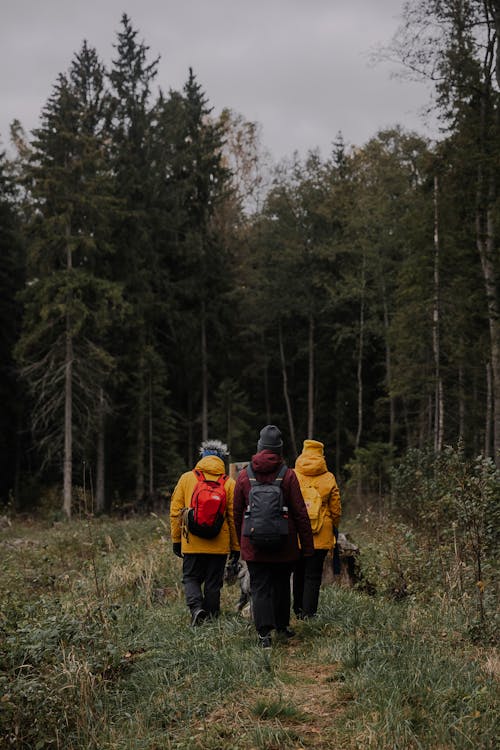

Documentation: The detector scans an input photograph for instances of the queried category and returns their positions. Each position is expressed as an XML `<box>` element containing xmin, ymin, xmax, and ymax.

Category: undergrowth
<box><xmin>0</xmin><ymin>512</ymin><xmax>498</xmax><ymax>749</ymax></box>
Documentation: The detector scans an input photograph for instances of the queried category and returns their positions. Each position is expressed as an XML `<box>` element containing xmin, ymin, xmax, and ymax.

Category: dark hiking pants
<box><xmin>247</xmin><ymin>561</ymin><xmax>293</xmax><ymax>636</ymax></box>
<box><xmin>182</xmin><ymin>553</ymin><xmax>227</xmax><ymax>617</ymax></box>
<box><xmin>293</xmin><ymin>549</ymin><xmax>327</xmax><ymax>618</ymax></box>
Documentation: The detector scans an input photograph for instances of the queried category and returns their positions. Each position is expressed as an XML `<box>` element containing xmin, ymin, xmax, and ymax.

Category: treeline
<box><xmin>0</xmin><ymin>3</ymin><xmax>499</xmax><ymax>516</ymax></box>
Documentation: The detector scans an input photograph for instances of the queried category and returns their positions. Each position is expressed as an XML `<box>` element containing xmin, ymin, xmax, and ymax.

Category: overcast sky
<box><xmin>1</xmin><ymin>0</ymin><xmax>438</xmax><ymax>162</ymax></box>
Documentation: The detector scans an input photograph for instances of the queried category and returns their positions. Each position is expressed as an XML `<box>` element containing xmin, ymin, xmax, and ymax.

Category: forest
<box><xmin>0</xmin><ymin>1</ymin><xmax>499</xmax><ymax>518</ymax></box>
<box><xmin>1</xmin><ymin>3</ymin><xmax>499</xmax><ymax>749</ymax></box>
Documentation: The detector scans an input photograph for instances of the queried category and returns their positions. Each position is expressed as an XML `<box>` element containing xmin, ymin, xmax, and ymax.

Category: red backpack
<box><xmin>186</xmin><ymin>470</ymin><xmax>227</xmax><ymax>539</ymax></box>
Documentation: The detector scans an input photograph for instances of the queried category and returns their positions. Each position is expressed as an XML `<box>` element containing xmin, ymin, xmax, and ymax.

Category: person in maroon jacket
<box><xmin>233</xmin><ymin>425</ymin><xmax>314</xmax><ymax>648</ymax></box>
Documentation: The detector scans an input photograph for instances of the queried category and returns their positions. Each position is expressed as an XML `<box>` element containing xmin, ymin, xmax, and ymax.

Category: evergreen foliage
<box><xmin>0</xmin><ymin>151</ymin><xmax>24</xmax><ymax>505</ymax></box>
<box><xmin>1</xmin><ymin>12</ymin><xmax>499</xmax><ymax>511</ymax></box>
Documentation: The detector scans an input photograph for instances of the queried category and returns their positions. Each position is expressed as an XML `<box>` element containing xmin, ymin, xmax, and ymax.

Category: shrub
<box><xmin>390</xmin><ymin>445</ymin><xmax>500</xmax><ymax>640</ymax></box>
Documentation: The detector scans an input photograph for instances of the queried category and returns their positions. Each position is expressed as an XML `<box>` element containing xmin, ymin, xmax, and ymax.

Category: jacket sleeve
<box><xmin>225</xmin><ymin>476</ymin><xmax>240</xmax><ymax>551</ymax></box>
<box><xmin>328</xmin><ymin>473</ymin><xmax>342</xmax><ymax>530</ymax></box>
<box><xmin>287</xmin><ymin>470</ymin><xmax>314</xmax><ymax>556</ymax></box>
<box><xmin>170</xmin><ymin>472</ymin><xmax>188</xmax><ymax>543</ymax></box>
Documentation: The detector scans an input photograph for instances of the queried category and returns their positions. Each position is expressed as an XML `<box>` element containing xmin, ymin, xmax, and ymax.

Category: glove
<box><xmin>172</xmin><ymin>542</ymin><xmax>182</xmax><ymax>558</ymax></box>
<box><xmin>229</xmin><ymin>550</ymin><xmax>240</xmax><ymax>563</ymax></box>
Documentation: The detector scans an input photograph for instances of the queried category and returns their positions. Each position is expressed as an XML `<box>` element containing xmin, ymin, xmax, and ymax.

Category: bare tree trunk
<box><xmin>495</xmin><ymin>2</ymin><xmax>500</xmax><ymax>91</ymax></box>
<box><xmin>95</xmin><ymin>388</ymin><xmax>105</xmax><ymax>514</ymax></box>
<box><xmin>187</xmin><ymin>394</ymin><xmax>194</xmax><ymax>467</ymax></box>
<box><xmin>63</xmin><ymin>315</ymin><xmax>73</xmax><ymax>519</ymax></box>
<box><xmin>433</xmin><ymin>175</ymin><xmax>444</xmax><ymax>452</ymax></box>
<box><xmin>472</xmin><ymin>373</ymin><xmax>480</xmax><ymax>455</ymax></box>
<box><xmin>475</xmin><ymin>39</ymin><xmax>499</xmax><ymax>466</ymax></box>
<box><xmin>428</xmin><ymin>394</ymin><xmax>433</xmax><ymax>446</ymax></box>
<box><xmin>485</xmin><ymin>361</ymin><xmax>493</xmax><ymax>457</ymax></box>
<box><xmin>355</xmin><ymin>257</ymin><xmax>365</xmax><ymax>452</ymax></box>
<box><xmin>403</xmin><ymin>399</ymin><xmax>411</xmax><ymax>448</ymax></box>
<box><xmin>135</xmin><ymin>356</ymin><xmax>145</xmax><ymax>503</ymax></box>
<box><xmin>226</xmin><ymin>386</ymin><xmax>232</xmax><ymax>450</ymax></box>
<box><xmin>201</xmin><ymin>300</ymin><xmax>208</xmax><ymax>441</ymax></box>
<box><xmin>335</xmin><ymin>391</ymin><xmax>341</xmax><ymax>478</ymax></box>
<box><xmin>458</xmin><ymin>361</ymin><xmax>465</xmax><ymax>445</ymax></box>
<box><xmin>14</xmin><ymin>409</ymin><xmax>21</xmax><ymax>511</ymax></box>
<box><xmin>148</xmin><ymin>372</ymin><xmax>154</xmax><ymax>496</ymax></box>
<box><xmin>264</xmin><ymin>355</ymin><xmax>271</xmax><ymax>424</ymax></box>
<box><xmin>476</xmin><ymin>180</ymin><xmax>500</xmax><ymax>466</ymax></box>
<box><xmin>376</xmin><ymin>248</ymin><xmax>395</xmax><ymax>445</ymax></box>
<box><xmin>307</xmin><ymin>313</ymin><xmax>314</xmax><ymax>438</ymax></box>
<box><xmin>278</xmin><ymin>321</ymin><xmax>298</xmax><ymax>458</ymax></box>
<box><xmin>355</xmin><ymin>258</ymin><xmax>366</xmax><ymax>505</ymax></box>
<box><xmin>63</xmin><ymin>232</ymin><xmax>73</xmax><ymax>520</ymax></box>
<box><xmin>382</xmin><ymin>293</ymin><xmax>395</xmax><ymax>445</ymax></box>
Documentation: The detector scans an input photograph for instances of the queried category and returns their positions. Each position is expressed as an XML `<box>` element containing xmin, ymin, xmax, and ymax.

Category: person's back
<box><xmin>293</xmin><ymin>439</ymin><xmax>341</xmax><ymax>618</ymax></box>
<box><xmin>233</xmin><ymin>425</ymin><xmax>314</xmax><ymax>647</ymax></box>
<box><xmin>170</xmin><ymin>439</ymin><xmax>239</xmax><ymax>625</ymax></box>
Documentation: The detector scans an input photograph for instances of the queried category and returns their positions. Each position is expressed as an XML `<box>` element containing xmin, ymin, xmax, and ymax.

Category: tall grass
<box><xmin>1</xmin><ymin>514</ymin><xmax>498</xmax><ymax>749</ymax></box>
<box><xmin>319</xmin><ymin>589</ymin><xmax>499</xmax><ymax>749</ymax></box>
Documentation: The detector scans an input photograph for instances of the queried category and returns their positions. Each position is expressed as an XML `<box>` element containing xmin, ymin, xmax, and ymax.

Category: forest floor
<box><xmin>182</xmin><ymin>625</ymin><xmax>351</xmax><ymax>750</ymax></box>
<box><xmin>0</xmin><ymin>511</ymin><xmax>498</xmax><ymax>749</ymax></box>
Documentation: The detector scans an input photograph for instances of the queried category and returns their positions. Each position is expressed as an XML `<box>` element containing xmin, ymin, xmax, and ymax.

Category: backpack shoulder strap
<box><xmin>193</xmin><ymin>469</ymin><xmax>205</xmax><ymax>482</ymax></box>
<box><xmin>273</xmin><ymin>464</ymin><xmax>288</xmax><ymax>485</ymax></box>
<box><xmin>247</xmin><ymin>463</ymin><xmax>287</xmax><ymax>484</ymax></box>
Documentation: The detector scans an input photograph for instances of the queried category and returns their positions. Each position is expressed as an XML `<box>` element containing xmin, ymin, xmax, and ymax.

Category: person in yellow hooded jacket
<box><xmin>170</xmin><ymin>439</ymin><xmax>239</xmax><ymax>626</ymax></box>
<box><xmin>292</xmin><ymin>439</ymin><xmax>341</xmax><ymax>619</ymax></box>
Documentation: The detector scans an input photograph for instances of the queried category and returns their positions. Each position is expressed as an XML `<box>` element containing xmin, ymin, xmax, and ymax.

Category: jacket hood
<box><xmin>251</xmin><ymin>449</ymin><xmax>284</xmax><ymax>475</ymax></box>
<box><xmin>195</xmin><ymin>455</ymin><xmax>226</xmax><ymax>476</ymax></box>
<box><xmin>295</xmin><ymin>439</ymin><xmax>328</xmax><ymax>476</ymax></box>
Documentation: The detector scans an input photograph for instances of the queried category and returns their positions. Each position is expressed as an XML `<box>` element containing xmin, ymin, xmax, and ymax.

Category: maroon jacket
<box><xmin>233</xmin><ymin>450</ymin><xmax>314</xmax><ymax>562</ymax></box>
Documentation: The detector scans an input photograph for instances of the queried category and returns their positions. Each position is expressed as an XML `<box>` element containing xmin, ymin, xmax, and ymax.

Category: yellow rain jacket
<box><xmin>170</xmin><ymin>455</ymin><xmax>239</xmax><ymax>554</ymax></box>
<box><xmin>294</xmin><ymin>439</ymin><xmax>341</xmax><ymax>550</ymax></box>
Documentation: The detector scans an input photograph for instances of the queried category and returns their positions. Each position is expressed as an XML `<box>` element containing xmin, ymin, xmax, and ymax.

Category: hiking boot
<box><xmin>191</xmin><ymin>608</ymin><xmax>207</xmax><ymax>626</ymax></box>
<box><xmin>276</xmin><ymin>627</ymin><xmax>296</xmax><ymax>640</ymax></box>
<box><xmin>258</xmin><ymin>633</ymin><xmax>272</xmax><ymax>649</ymax></box>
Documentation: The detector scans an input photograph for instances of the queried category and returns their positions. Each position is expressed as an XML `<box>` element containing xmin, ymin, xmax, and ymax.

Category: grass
<box><xmin>0</xmin><ymin>512</ymin><xmax>498</xmax><ymax>749</ymax></box>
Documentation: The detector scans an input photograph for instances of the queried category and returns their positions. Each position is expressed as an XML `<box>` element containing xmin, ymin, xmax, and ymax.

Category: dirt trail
<box><xmin>200</xmin><ymin>638</ymin><xmax>352</xmax><ymax>749</ymax></box>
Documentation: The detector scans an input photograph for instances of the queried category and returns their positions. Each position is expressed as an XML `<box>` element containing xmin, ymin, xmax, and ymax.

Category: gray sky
<box><xmin>1</xmin><ymin>0</ymin><xmax>437</xmax><ymax>162</ymax></box>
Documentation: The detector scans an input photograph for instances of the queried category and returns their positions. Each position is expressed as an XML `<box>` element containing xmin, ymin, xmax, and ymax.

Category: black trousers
<box><xmin>293</xmin><ymin>549</ymin><xmax>328</xmax><ymax>617</ymax></box>
<box><xmin>182</xmin><ymin>553</ymin><xmax>227</xmax><ymax>616</ymax></box>
<box><xmin>247</xmin><ymin>561</ymin><xmax>293</xmax><ymax>636</ymax></box>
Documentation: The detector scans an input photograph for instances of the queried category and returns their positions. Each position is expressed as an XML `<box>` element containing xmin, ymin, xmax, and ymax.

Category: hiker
<box><xmin>233</xmin><ymin>425</ymin><xmax>314</xmax><ymax>648</ymax></box>
<box><xmin>292</xmin><ymin>439</ymin><xmax>341</xmax><ymax>619</ymax></box>
<box><xmin>170</xmin><ymin>439</ymin><xmax>239</xmax><ymax>626</ymax></box>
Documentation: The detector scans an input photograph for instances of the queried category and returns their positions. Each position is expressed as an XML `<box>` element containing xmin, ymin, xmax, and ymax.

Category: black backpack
<box><xmin>242</xmin><ymin>464</ymin><xmax>289</xmax><ymax>549</ymax></box>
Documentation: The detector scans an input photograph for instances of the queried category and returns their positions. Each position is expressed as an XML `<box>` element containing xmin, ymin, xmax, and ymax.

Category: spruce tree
<box><xmin>16</xmin><ymin>43</ymin><xmax>123</xmax><ymax>518</ymax></box>
<box><xmin>107</xmin><ymin>14</ymin><xmax>166</xmax><ymax>501</ymax></box>
<box><xmin>157</xmin><ymin>69</ymin><xmax>232</xmax><ymax>456</ymax></box>
<box><xmin>0</xmin><ymin>151</ymin><xmax>25</xmax><ymax>505</ymax></box>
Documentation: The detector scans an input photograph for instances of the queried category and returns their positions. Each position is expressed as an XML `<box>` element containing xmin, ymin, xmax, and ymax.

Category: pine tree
<box><xmin>0</xmin><ymin>151</ymin><xmax>25</xmax><ymax>505</ymax></box>
<box><xmin>16</xmin><ymin>43</ymin><xmax>123</xmax><ymax>518</ymax></box>
<box><xmin>107</xmin><ymin>14</ymin><xmax>166</xmax><ymax>501</ymax></box>
<box><xmin>156</xmin><ymin>69</ymin><xmax>231</xmax><ymax>456</ymax></box>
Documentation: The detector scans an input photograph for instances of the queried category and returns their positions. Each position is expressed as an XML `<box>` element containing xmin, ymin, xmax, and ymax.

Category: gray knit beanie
<box><xmin>257</xmin><ymin>424</ymin><xmax>283</xmax><ymax>453</ymax></box>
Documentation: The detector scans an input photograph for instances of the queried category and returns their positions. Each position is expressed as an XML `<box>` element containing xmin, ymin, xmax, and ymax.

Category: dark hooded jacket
<box><xmin>233</xmin><ymin>450</ymin><xmax>314</xmax><ymax>562</ymax></box>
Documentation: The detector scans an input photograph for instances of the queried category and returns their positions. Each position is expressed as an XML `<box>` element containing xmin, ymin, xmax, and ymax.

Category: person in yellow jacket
<box><xmin>170</xmin><ymin>439</ymin><xmax>239</xmax><ymax>626</ymax></box>
<box><xmin>292</xmin><ymin>439</ymin><xmax>341</xmax><ymax>618</ymax></box>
